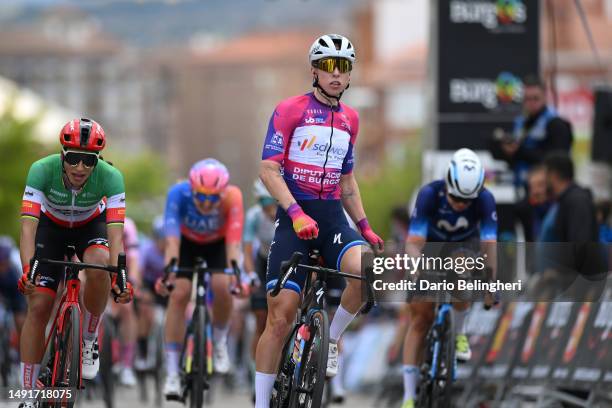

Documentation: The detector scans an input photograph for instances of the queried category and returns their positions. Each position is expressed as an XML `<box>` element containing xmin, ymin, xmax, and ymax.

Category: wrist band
<box><xmin>286</xmin><ymin>203</ymin><xmax>302</xmax><ymax>217</ymax></box>
<box><xmin>357</xmin><ymin>218</ymin><xmax>370</xmax><ymax>232</ymax></box>
<box><xmin>22</xmin><ymin>263</ymin><xmax>31</xmax><ymax>274</ymax></box>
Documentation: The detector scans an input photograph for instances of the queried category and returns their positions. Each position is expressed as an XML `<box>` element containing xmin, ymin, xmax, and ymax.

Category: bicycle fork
<box><xmin>429</xmin><ymin>304</ymin><xmax>454</xmax><ymax>380</ymax></box>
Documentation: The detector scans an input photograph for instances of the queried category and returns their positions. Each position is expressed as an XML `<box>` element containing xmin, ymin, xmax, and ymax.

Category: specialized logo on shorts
<box><xmin>437</xmin><ymin>217</ymin><xmax>469</xmax><ymax>232</ymax></box>
<box><xmin>274</xmin><ymin>220</ymin><xmax>279</xmax><ymax>229</ymax></box>
<box><xmin>333</xmin><ymin>233</ymin><xmax>343</xmax><ymax>244</ymax></box>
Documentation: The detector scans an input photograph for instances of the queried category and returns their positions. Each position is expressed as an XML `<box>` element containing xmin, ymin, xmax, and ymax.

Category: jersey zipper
<box><xmin>319</xmin><ymin>109</ymin><xmax>334</xmax><ymax>199</ymax></box>
<box><xmin>70</xmin><ymin>190</ymin><xmax>76</xmax><ymax>228</ymax></box>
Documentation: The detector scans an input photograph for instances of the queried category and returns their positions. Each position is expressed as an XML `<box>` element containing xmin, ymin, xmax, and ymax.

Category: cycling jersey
<box><xmin>164</xmin><ymin>181</ymin><xmax>243</xmax><ymax>245</ymax></box>
<box><xmin>123</xmin><ymin>217</ymin><xmax>140</xmax><ymax>263</ymax></box>
<box><xmin>409</xmin><ymin>180</ymin><xmax>497</xmax><ymax>242</ymax></box>
<box><xmin>21</xmin><ymin>154</ymin><xmax>126</xmax><ymax>227</ymax></box>
<box><xmin>243</xmin><ymin>205</ymin><xmax>275</xmax><ymax>258</ymax></box>
<box><xmin>139</xmin><ymin>238</ymin><xmax>165</xmax><ymax>285</ymax></box>
<box><xmin>261</xmin><ymin>92</ymin><xmax>359</xmax><ymax>200</ymax></box>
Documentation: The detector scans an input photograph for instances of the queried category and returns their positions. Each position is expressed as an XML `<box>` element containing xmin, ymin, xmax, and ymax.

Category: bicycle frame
<box><xmin>40</xmin><ymin>246</ymin><xmax>84</xmax><ymax>390</ymax></box>
<box><xmin>31</xmin><ymin>243</ymin><xmax>127</xmax><ymax>400</ymax></box>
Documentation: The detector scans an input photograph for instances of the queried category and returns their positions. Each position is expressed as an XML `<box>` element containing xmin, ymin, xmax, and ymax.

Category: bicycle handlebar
<box><xmin>270</xmin><ymin>251</ymin><xmax>377</xmax><ymax>313</ymax></box>
<box><xmin>161</xmin><ymin>257</ymin><xmax>243</xmax><ymax>295</ymax></box>
<box><xmin>29</xmin><ymin>244</ymin><xmax>128</xmax><ymax>299</ymax></box>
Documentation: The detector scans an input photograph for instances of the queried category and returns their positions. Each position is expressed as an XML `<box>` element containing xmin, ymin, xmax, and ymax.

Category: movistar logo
<box><xmin>437</xmin><ymin>217</ymin><xmax>469</xmax><ymax>232</ymax></box>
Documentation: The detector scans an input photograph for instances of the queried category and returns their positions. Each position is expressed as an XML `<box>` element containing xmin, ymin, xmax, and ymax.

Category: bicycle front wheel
<box><xmin>190</xmin><ymin>305</ymin><xmax>207</xmax><ymax>408</ymax></box>
<box><xmin>290</xmin><ymin>309</ymin><xmax>329</xmax><ymax>408</ymax></box>
<box><xmin>431</xmin><ymin>310</ymin><xmax>455</xmax><ymax>408</ymax></box>
<box><xmin>51</xmin><ymin>304</ymin><xmax>80</xmax><ymax>408</ymax></box>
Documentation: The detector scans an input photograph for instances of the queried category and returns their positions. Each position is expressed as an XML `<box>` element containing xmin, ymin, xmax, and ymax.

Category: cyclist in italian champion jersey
<box><xmin>401</xmin><ymin>149</ymin><xmax>497</xmax><ymax>408</ymax></box>
<box><xmin>255</xmin><ymin>34</ymin><xmax>384</xmax><ymax>408</ymax></box>
<box><xmin>17</xmin><ymin>118</ymin><xmax>133</xmax><ymax>399</ymax></box>
<box><xmin>155</xmin><ymin>158</ymin><xmax>245</xmax><ymax>399</ymax></box>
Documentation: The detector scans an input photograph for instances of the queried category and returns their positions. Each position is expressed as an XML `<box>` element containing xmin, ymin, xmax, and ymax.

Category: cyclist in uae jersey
<box><xmin>155</xmin><ymin>158</ymin><xmax>245</xmax><ymax>399</ymax></box>
<box><xmin>254</xmin><ymin>34</ymin><xmax>384</xmax><ymax>408</ymax></box>
<box><xmin>400</xmin><ymin>149</ymin><xmax>497</xmax><ymax>408</ymax></box>
<box><xmin>17</xmin><ymin>118</ymin><xmax>133</xmax><ymax>404</ymax></box>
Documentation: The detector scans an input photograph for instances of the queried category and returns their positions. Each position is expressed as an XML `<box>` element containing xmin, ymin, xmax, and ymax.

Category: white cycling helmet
<box><xmin>445</xmin><ymin>148</ymin><xmax>485</xmax><ymax>200</ymax></box>
<box><xmin>253</xmin><ymin>179</ymin><xmax>272</xmax><ymax>200</ymax></box>
<box><xmin>309</xmin><ymin>34</ymin><xmax>356</xmax><ymax>63</ymax></box>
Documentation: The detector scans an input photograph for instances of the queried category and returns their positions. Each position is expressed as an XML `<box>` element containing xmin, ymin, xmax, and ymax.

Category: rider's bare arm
<box><xmin>340</xmin><ymin>173</ymin><xmax>366</xmax><ymax>224</ymax></box>
<box><xmin>260</xmin><ymin>160</ymin><xmax>297</xmax><ymax>211</ymax></box>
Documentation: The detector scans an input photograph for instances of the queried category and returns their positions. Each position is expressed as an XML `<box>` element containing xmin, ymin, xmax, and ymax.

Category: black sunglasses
<box><xmin>64</xmin><ymin>151</ymin><xmax>98</xmax><ymax>168</ymax></box>
<box><xmin>448</xmin><ymin>194</ymin><xmax>473</xmax><ymax>205</ymax></box>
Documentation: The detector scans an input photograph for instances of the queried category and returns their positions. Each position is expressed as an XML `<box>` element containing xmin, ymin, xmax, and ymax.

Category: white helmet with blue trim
<box><xmin>445</xmin><ymin>148</ymin><xmax>485</xmax><ymax>199</ymax></box>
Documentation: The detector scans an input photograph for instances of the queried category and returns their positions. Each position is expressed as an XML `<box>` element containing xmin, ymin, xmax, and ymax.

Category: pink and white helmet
<box><xmin>189</xmin><ymin>158</ymin><xmax>230</xmax><ymax>194</ymax></box>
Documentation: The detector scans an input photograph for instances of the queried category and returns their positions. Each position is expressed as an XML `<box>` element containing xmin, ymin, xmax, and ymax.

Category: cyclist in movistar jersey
<box><xmin>255</xmin><ymin>34</ymin><xmax>384</xmax><ymax>408</ymax></box>
<box><xmin>18</xmin><ymin>118</ymin><xmax>133</xmax><ymax>407</ymax></box>
<box><xmin>155</xmin><ymin>158</ymin><xmax>245</xmax><ymax>399</ymax></box>
<box><xmin>401</xmin><ymin>149</ymin><xmax>497</xmax><ymax>408</ymax></box>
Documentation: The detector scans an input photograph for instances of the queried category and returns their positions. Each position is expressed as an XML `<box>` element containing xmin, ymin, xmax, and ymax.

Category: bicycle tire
<box><xmin>51</xmin><ymin>305</ymin><xmax>80</xmax><ymax>408</ymax></box>
<box><xmin>290</xmin><ymin>309</ymin><xmax>329</xmax><ymax>408</ymax></box>
<box><xmin>271</xmin><ymin>324</ymin><xmax>299</xmax><ymax>408</ymax></box>
<box><xmin>190</xmin><ymin>305</ymin><xmax>207</xmax><ymax>408</ymax></box>
<box><xmin>430</xmin><ymin>310</ymin><xmax>455</xmax><ymax>408</ymax></box>
<box><xmin>99</xmin><ymin>316</ymin><xmax>116</xmax><ymax>408</ymax></box>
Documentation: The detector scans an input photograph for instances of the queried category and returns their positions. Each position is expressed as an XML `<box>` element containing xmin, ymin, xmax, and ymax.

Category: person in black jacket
<box><xmin>535</xmin><ymin>152</ymin><xmax>605</xmax><ymax>300</ymax></box>
<box><xmin>492</xmin><ymin>76</ymin><xmax>573</xmax><ymax>190</ymax></box>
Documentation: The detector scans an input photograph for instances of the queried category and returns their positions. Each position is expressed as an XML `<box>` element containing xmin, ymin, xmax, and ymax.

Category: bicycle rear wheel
<box><xmin>51</xmin><ymin>305</ymin><xmax>80</xmax><ymax>408</ymax></box>
<box><xmin>189</xmin><ymin>305</ymin><xmax>207</xmax><ymax>408</ymax></box>
<box><xmin>290</xmin><ymin>309</ymin><xmax>329</xmax><ymax>408</ymax></box>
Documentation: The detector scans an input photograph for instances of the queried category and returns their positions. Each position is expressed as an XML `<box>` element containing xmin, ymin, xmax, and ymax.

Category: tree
<box><xmin>0</xmin><ymin>109</ymin><xmax>48</xmax><ymax>241</ymax></box>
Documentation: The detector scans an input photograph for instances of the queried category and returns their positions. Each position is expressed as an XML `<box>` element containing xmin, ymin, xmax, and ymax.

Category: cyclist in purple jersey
<box><xmin>135</xmin><ymin>216</ymin><xmax>166</xmax><ymax>370</ymax></box>
<box><xmin>255</xmin><ymin>34</ymin><xmax>384</xmax><ymax>408</ymax></box>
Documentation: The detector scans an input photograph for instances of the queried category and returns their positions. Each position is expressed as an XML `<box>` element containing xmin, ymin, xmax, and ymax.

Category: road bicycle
<box><xmin>29</xmin><ymin>244</ymin><xmax>128</xmax><ymax>408</ymax></box>
<box><xmin>270</xmin><ymin>250</ymin><xmax>375</xmax><ymax>408</ymax></box>
<box><xmin>161</xmin><ymin>257</ymin><xmax>242</xmax><ymax>408</ymax></box>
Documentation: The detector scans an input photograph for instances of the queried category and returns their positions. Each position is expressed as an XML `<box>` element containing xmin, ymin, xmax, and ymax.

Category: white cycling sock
<box><xmin>331</xmin><ymin>353</ymin><xmax>345</xmax><ymax>394</ymax></box>
<box><xmin>83</xmin><ymin>309</ymin><xmax>102</xmax><ymax>341</ymax></box>
<box><xmin>213</xmin><ymin>324</ymin><xmax>229</xmax><ymax>345</ymax></box>
<box><xmin>255</xmin><ymin>371</ymin><xmax>276</xmax><ymax>408</ymax></box>
<box><xmin>402</xmin><ymin>364</ymin><xmax>419</xmax><ymax>401</ymax></box>
<box><xmin>453</xmin><ymin>308</ymin><xmax>469</xmax><ymax>335</ymax></box>
<box><xmin>165</xmin><ymin>342</ymin><xmax>181</xmax><ymax>376</ymax></box>
<box><xmin>329</xmin><ymin>305</ymin><xmax>356</xmax><ymax>342</ymax></box>
<box><xmin>20</xmin><ymin>362</ymin><xmax>40</xmax><ymax>389</ymax></box>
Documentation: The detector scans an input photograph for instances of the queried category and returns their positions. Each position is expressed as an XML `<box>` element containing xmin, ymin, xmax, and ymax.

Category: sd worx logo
<box><xmin>300</xmin><ymin>137</ymin><xmax>317</xmax><ymax>151</ymax></box>
<box><xmin>450</xmin><ymin>71</ymin><xmax>523</xmax><ymax>109</ymax></box>
<box><xmin>450</xmin><ymin>0</ymin><xmax>526</xmax><ymax>31</ymax></box>
<box><xmin>297</xmin><ymin>136</ymin><xmax>347</xmax><ymax>156</ymax></box>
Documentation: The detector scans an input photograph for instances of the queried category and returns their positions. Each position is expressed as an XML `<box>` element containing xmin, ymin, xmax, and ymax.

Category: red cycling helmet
<box><xmin>59</xmin><ymin>118</ymin><xmax>106</xmax><ymax>152</ymax></box>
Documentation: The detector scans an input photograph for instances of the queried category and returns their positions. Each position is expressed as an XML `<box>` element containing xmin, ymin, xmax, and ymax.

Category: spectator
<box><xmin>535</xmin><ymin>153</ymin><xmax>605</xmax><ymax>299</ymax></box>
<box><xmin>514</xmin><ymin>165</ymin><xmax>551</xmax><ymax>242</ymax></box>
<box><xmin>492</xmin><ymin>75</ymin><xmax>573</xmax><ymax>190</ymax></box>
